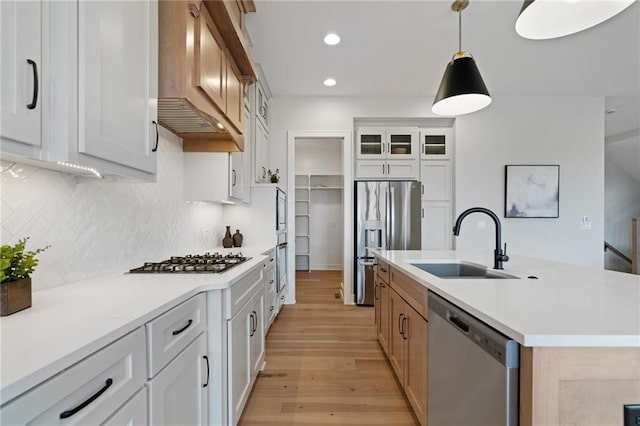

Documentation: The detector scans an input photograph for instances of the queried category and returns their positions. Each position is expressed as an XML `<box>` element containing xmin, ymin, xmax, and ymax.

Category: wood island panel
<box><xmin>390</xmin><ymin>268</ymin><xmax>428</xmax><ymax>320</ymax></box>
<box><xmin>520</xmin><ymin>346</ymin><xmax>640</xmax><ymax>426</ymax></box>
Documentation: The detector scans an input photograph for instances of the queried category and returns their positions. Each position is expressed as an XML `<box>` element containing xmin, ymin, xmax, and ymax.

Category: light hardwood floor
<box><xmin>239</xmin><ymin>270</ymin><xmax>418</xmax><ymax>426</ymax></box>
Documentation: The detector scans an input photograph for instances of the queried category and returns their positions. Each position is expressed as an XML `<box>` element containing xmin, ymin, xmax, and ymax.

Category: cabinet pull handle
<box><xmin>398</xmin><ymin>313</ymin><xmax>403</xmax><ymax>336</ymax></box>
<box><xmin>387</xmin><ymin>164</ymin><xmax>390</xmax><ymax>174</ymax></box>
<box><xmin>252</xmin><ymin>310</ymin><xmax>258</xmax><ymax>334</ymax></box>
<box><xmin>249</xmin><ymin>313</ymin><xmax>255</xmax><ymax>337</ymax></box>
<box><xmin>151</xmin><ymin>120</ymin><xmax>159</xmax><ymax>152</ymax></box>
<box><xmin>232</xmin><ymin>169</ymin><xmax>237</xmax><ymax>186</ymax></box>
<box><xmin>59</xmin><ymin>378</ymin><xmax>113</xmax><ymax>419</ymax></box>
<box><xmin>402</xmin><ymin>316</ymin><xmax>408</xmax><ymax>340</ymax></box>
<box><xmin>26</xmin><ymin>59</ymin><xmax>38</xmax><ymax>110</ymax></box>
<box><xmin>172</xmin><ymin>319</ymin><xmax>193</xmax><ymax>336</ymax></box>
<box><xmin>202</xmin><ymin>355</ymin><xmax>210</xmax><ymax>388</ymax></box>
<box><xmin>380</xmin><ymin>266</ymin><xmax>387</xmax><ymax>273</ymax></box>
<box><xmin>382</xmin><ymin>164</ymin><xmax>385</xmax><ymax>175</ymax></box>
<box><xmin>270</xmin><ymin>306</ymin><xmax>274</xmax><ymax>312</ymax></box>
<box><xmin>374</xmin><ymin>284</ymin><xmax>379</xmax><ymax>301</ymax></box>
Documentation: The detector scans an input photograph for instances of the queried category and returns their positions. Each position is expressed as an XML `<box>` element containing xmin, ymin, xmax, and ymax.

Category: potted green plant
<box><xmin>1</xmin><ymin>238</ymin><xmax>49</xmax><ymax>316</ymax></box>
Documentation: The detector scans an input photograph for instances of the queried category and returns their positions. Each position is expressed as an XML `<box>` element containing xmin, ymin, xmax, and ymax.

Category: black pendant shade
<box><xmin>432</xmin><ymin>53</ymin><xmax>491</xmax><ymax>116</ymax></box>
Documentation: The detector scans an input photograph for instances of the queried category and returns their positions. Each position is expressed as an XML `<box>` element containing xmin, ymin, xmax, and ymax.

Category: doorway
<box><xmin>287</xmin><ymin>131</ymin><xmax>353</xmax><ymax>305</ymax></box>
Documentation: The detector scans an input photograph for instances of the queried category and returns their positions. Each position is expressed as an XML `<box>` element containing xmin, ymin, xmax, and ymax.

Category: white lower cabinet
<box><xmin>147</xmin><ymin>332</ymin><xmax>208</xmax><ymax>426</ymax></box>
<box><xmin>103</xmin><ymin>388</ymin><xmax>147</xmax><ymax>426</ymax></box>
<box><xmin>0</xmin><ymin>328</ymin><xmax>146</xmax><ymax>425</ymax></box>
<box><xmin>228</xmin><ymin>289</ymin><xmax>264</xmax><ymax>425</ymax></box>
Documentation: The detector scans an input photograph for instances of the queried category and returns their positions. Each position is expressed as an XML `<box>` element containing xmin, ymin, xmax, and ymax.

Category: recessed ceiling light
<box><xmin>323</xmin><ymin>78</ymin><xmax>337</xmax><ymax>87</ymax></box>
<box><xmin>323</xmin><ymin>33</ymin><xmax>341</xmax><ymax>46</ymax></box>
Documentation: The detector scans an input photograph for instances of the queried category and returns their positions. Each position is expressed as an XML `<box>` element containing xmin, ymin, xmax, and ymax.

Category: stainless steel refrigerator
<box><xmin>355</xmin><ymin>181</ymin><xmax>422</xmax><ymax>305</ymax></box>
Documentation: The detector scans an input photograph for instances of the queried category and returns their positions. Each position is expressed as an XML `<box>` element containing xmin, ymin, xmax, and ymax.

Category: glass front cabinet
<box><xmin>419</xmin><ymin>127</ymin><xmax>452</xmax><ymax>159</ymax></box>
<box><xmin>356</xmin><ymin>127</ymin><xmax>418</xmax><ymax>160</ymax></box>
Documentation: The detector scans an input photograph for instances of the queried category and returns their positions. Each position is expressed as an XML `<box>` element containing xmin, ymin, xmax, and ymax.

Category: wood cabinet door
<box><xmin>78</xmin><ymin>0</ymin><xmax>157</xmax><ymax>174</ymax></box>
<box><xmin>379</xmin><ymin>282</ymin><xmax>390</xmax><ymax>355</ymax></box>
<box><xmin>194</xmin><ymin>5</ymin><xmax>226</xmax><ymax>112</ymax></box>
<box><xmin>225</xmin><ymin>53</ymin><xmax>243</xmax><ymax>132</ymax></box>
<box><xmin>388</xmin><ymin>288</ymin><xmax>406</xmax><ymax>383</ymax></box>
<box><xmin>148</xmin><ymin>332</ymin><xmax>208</xmax><ymax>426</ymax></box>
<box><xmin>404</xmin><ymin>307</ymin><xmax>428</xmax><ymax>426</ymax></box>
<box><xmin>374</xmin><ymin>275</ymin><xmax>381</xmax><ymax>336</ymax></box>
<box><xmin>0</xmin><ymin>0</ymin><xmax>41</xmax><ymax>150</ymax></box>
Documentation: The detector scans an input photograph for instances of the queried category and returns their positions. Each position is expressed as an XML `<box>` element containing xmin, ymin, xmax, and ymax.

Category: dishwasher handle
<box><xmin>448</xmin><ymin>313</ymin><xmax>470</xmax><ymax>333</ymax></box>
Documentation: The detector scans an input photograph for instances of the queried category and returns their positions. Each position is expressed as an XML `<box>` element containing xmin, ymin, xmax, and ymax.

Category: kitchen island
<box><xmin>374</xmin><ymin>249</ymin><xmax>640</xmax><ymax>426</ymax></box>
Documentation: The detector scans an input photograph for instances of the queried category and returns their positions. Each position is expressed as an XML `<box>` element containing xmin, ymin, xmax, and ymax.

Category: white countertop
<box><xmin>375</xmin><ymin>250</ymin><xmax>640</xmax><ymax>348</ymax></box>
<box><xmin>0</xmin><ymin>248</ymin><xmax>270</xmax><ymax>405</ymax></box>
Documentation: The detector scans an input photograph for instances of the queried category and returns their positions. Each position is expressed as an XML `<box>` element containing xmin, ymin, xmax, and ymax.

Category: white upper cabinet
<box><xmin>0</xmin><ymin>0</ymin><xmax>42</xmax><ymax>155</ymax></box>
<box><xmin>78</xmin><ymin>0</ymin><xmax>157</xmax><ymax>175</ymax></box>
<box><xmin>255</xmin><ymin>80</ymin><xmax>269</xmax><ymax>132</ymax></box>
<box><xmin>0</xmin><ymin>0</ymin><xmax>158</xmax><ymax>181</ymax></box>
<box><xmin>419</xmin><ymin>127</ymin><xmax>452</xmax><ymax>159</ymax></box>
<box><xmin>356</xmin><ymin>127</ymin><xmax>419</xmax><ymax>160</ymax></box>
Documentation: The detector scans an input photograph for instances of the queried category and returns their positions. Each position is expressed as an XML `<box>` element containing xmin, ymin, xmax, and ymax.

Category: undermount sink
<box><xmin>410</xmin><ymin>262</ymin><xmax>519</xmax><ymax>279</ymax></box>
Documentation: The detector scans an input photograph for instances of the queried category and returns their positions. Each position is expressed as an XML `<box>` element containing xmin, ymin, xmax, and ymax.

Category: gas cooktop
<box><xmin>128</xmin><ymin>252</ymin><xmax>250</xmax><ymax>274</ymax></box>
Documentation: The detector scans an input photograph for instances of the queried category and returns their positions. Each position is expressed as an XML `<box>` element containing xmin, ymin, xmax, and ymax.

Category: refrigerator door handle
<box><xmin>385</xmin><ymin>186</ymin><xmax>391</xmax><ymax>250</ymax></box>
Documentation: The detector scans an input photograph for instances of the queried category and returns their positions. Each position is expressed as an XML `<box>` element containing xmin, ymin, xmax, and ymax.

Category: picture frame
<box><xmin>505</xmin><ymin>165</ymin><xmax>559</xmax><ymax>218</ymax></box>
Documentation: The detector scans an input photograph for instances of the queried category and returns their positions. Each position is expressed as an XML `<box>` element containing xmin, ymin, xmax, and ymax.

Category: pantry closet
<box><xmin>294</xmin><ymin>138</ymin><xmax>344</xmax><ymax>272</ymax></box>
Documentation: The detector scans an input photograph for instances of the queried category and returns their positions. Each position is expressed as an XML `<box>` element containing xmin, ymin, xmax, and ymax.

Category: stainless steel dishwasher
<box><xmin>428</xmin><ymin>292</ymin><xmax>520</xmax><ymax>426</ymax></box>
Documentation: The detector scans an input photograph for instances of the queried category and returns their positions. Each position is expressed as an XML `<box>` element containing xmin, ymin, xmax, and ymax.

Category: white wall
<box><xmin>269</xmin><ymin>95</ymin><xmax>605</xmax><ymax>267</ymax></box>
<box><xmin>295</xmin><ymin>138</ymin><xmax>343</xmax><ymax>175</ymax></box>
<box><xmin>604</xmin><ymin>159</ymin><xmax>640</xmax><ymax>272</ymax></box>
<box><xmin>0</xmin><ymin>128</ymin><xmax>224</xmax><ymax>290</ymax></box>
<box><xmin>453</xmin><ymin>97</ymin><xmax>604</xmax><ymax>267</ymax></box>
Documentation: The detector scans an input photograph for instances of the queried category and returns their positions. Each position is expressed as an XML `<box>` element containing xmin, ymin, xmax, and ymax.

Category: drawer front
<box><xmin>103</xmin><ymin>388</ymin><xmax>147</xmax><ymax>425</ymax></box>
<box><xmin>390</xmin><ymin>267</ymin><xmax>428</xmax><ymax>320</ymax></box>
<box><xmin>1</xmin><ymin>327</ymin><xmax>146</xmax><ymax>425</ymax></box>
<box><xmin>146</xmin><ymin>293</ymin><xmax>206</xmax><ymax>378</ymax></box>
<box><xmin>228</xmin><ymin>266</ymin><xmax>264</xmax><ymax>319</ymax></box>
<box><xmin>377</xmin><ymin>259</ymin><xmax>390</xmax><ymax>283</ymax></box>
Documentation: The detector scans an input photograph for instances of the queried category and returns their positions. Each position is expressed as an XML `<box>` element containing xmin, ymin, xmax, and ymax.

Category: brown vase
<box><xmin>0</xmin><ymin>277</ymin><xmax>32</xmax><ymax>316</ymax></box>
<box><xmin>222</xmin><ymin>226</ymin><xmax>234</xmax><ymax>248</ymax></box>
<box><xmin>233</xmin><ymin>230</ymin><xmax>243</xmax><ymax>247</ymax></box>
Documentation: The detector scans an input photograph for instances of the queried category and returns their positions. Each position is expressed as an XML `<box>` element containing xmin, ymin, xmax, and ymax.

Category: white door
<box><xmin>78</xmin><ymin>0</ymin><xmax>157</xmax><ymax>174</ymax></box>
<box><xmin>0</xmin><ymin>0</ymin><xmax>42</xmax><ymax>150</ymax></box>
<box><xmin>254</xmin><ymin>120</ymin><xmax>269</xmax><ymax>182</ymax></box>
<box><xmin>148</xmin><ymin>333</ymin><xmax>208</xmax><ymax>426</ymax></box>
<box><xmin>356</xmin><ymin>127</ymin><xmax>386</xmax><ymax>159</ymax></box>
<box><xmin>387</xmin><ymin>127</ymin><xmax>418</xmax><ymax>160</ymax></box>
<box><xmin>228</xmin><ymin>301</ymin><xmax>252</xmax><ymax>424</ymax></box>
<box><xmin>421</xmin><ymin>201</ymin><xmax>452</xmax><ymax>250</ymax></box>
<box><xmin>355</xmin><ymin>160</ymin><xmax>386</xmax><ymax>179</ymax></box>
<box><xmin>249</xmin><ymin>291</ymin><xmax>265</xmax><ymax>380</ymax></box>
<box><xmin>387</xmin><ymin>159</ymin><xmax>419</xmax><ymax>179</ymax></box>
<box><xmin>420</xmin><ymin>161</ymin><xmax>452</xmax><ymax>201</ymax></box>
<box><xmin>103</xmin><ymin>389</ymin><xmax>147</xmax><ymax>426</ymax></box>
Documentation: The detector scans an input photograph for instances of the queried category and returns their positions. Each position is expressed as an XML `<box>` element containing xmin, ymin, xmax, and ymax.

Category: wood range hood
<box><xmin>158</xmin><ymin>0</ymin><xmax>257</xmax><ymax>152</ymax></box>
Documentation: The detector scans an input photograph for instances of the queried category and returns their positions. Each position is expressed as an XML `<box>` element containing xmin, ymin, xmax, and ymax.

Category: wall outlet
<box><xmin>624</xmin><ymin>404</ymin><xmax>640</xmax><ymax>426</ymax></box>
<box><xmin>579</xmin><ymin>216</ymin><xmax>592</xmax><ymax>231</ymax></box>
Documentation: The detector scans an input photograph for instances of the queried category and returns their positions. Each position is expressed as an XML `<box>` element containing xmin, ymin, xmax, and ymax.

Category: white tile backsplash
<box><xmin>0</xmin><ymin>128</ymin><xmax>224</xmax><ymax>291</ymax></box>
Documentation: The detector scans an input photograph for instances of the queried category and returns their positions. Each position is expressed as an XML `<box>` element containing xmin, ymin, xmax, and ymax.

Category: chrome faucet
<box><xmin>453</xmin><ymin>207</ymin><xmax>509</xmax><ymax>270</ymax></box>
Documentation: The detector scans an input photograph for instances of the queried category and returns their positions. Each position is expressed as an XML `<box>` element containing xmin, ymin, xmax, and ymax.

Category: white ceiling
<box><xmin>246</xmin><ymin>0</ymin><xmax>640</xmax><ymax>170</ymax></box>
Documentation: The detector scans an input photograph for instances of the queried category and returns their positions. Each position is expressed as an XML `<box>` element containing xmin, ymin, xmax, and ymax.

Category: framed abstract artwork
<box><xmin>505</xmin><ymin>165</ymin><xmax>559</xmax><ymax>218</ymax></box>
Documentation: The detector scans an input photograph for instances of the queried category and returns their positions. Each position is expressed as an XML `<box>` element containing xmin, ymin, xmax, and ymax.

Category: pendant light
<box><xmin>515</xmin><ymin>0</ymin><xmax>636</xmax><ymax>40</ymax></box>
<box><xmin>432</xmin><ymin>0</ymin><xmax>491</xmax><ymax>116</ymax></box>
